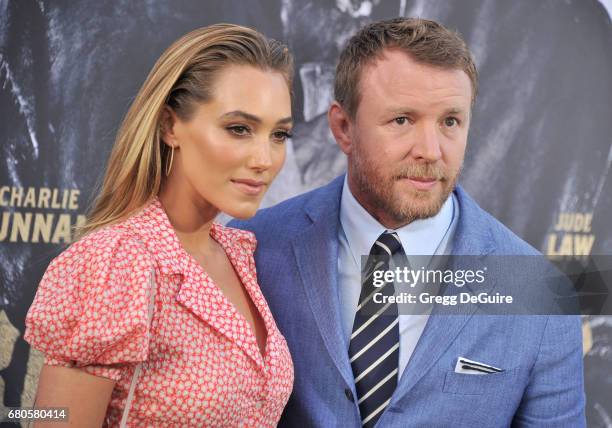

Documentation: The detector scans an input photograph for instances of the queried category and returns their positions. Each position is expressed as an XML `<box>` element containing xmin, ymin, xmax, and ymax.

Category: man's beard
<box><xmin>350</xmin><ymin>147</ymin><xmax>461</xmax><ymax>226</ymax></box>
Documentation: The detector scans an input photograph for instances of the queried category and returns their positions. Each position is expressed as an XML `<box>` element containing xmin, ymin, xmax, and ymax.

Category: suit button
<box><xmin>344</xmin><ymin>388</ymin><xmax>354</xmax><ymax>402</ymax></box>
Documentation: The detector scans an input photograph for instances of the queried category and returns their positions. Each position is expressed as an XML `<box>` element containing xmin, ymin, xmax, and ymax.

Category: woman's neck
<box><xmin>158</xmin><ymin>183</ymin><xmax>220</xmax><ymax>257</ymax></box>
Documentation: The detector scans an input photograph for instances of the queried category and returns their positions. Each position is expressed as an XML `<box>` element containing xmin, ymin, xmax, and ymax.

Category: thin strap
<box><xmin>119</xmin><ymin>268</ymin><xmax>156</xmax><ymax>428</ymax></box>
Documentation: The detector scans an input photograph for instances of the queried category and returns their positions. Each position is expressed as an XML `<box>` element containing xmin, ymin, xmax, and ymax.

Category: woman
<box><xmin>24</xmin><ymin>23</ymin><xmax>294</xmax><ymax>427</ymax></box>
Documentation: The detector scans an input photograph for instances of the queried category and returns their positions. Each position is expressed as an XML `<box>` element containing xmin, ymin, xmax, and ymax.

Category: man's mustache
<box><xmin>392</xmin><ymin>163</ymin><xmax>448</xmax><ymax>181</ymax></box>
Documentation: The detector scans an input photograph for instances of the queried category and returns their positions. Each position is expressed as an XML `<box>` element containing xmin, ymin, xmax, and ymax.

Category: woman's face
<box><xmin>164</xmin><ymin>65</ymin><xmax>292</xmax><ymax>219</ymax></box>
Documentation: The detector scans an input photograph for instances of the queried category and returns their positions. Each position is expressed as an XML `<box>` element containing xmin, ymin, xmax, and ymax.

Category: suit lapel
<box><xmin>292</xmin><ymin>176</ymin><xmax>356</xmax><ymax>389</ymax></box>
<box><xmin>288</xmin><ymin>180</ymin><xmax>499</xmax><ymax>400</ymax></box>
<box><xmin>391</xmin><ymin>185</ymin><xmax>497</xmax><ymax>403</ymax></box>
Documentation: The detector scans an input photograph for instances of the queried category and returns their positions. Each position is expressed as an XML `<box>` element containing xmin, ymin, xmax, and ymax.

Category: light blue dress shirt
<box><xmin>338</xmin><ymin>176</ymin><xmax>459</xmax><ymax>381</ymax></box>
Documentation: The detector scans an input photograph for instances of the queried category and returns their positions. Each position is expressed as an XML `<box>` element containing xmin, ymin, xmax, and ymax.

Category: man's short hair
<box><xmin>334</xmin><ymin>17</ymin><xmax>478</xmax><ymax>119</ymax></box>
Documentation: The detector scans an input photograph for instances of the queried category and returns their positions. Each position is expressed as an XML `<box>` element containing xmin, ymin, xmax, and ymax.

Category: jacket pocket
<box><xmin>442</xmin><ymin>368</ymin><xmax>520</xmax><ymax>395</ymax></box>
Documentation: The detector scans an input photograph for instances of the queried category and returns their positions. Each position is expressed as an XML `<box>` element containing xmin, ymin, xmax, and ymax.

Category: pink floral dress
<box><xmin>25</xmin><ymin>197</ymin><xmax>294</xmax><ymax>427</ymax></box>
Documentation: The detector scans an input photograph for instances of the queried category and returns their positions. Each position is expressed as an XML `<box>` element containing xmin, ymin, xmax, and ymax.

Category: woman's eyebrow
<box><xmin>221</xmin><ymin>110</ymin><xmax>293</xmax><ymax>126</ymax></box>
<box><xmin>276</xmin><ymin>117</ymin><xmax>293</xmax><ymax>125</ymax></box>
<box><xmin>220</xmin><ymin>110</ymin><xmax>262</xmax><ymax>123</ymax></box>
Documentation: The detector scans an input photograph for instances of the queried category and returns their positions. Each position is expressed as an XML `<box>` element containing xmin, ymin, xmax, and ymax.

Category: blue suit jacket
<box><xmin>230</xmin><ymin>175</ymin><xmax>585</xmax><ymax>427</ymax></box>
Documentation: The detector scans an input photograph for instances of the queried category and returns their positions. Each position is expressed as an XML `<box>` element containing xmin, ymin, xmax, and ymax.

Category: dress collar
<box><xmin>127</xmin><ymin>196</ymin><xmax>257</xmax><ymax>276</ymax></box>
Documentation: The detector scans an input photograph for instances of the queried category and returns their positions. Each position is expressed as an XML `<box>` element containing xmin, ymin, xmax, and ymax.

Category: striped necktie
<box><xmin>349</xmin><ymin>231</ymin><xmax>402</xmax><ymax>428</ymax></box>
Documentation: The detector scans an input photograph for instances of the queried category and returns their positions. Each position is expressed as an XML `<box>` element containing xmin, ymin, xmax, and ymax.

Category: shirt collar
<box><xmin>339</xmin><ymin>175</ymin><xmax>454</xmax><ymax>265</ymax></box>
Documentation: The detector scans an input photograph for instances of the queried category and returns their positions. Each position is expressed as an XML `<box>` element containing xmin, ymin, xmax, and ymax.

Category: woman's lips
<box><xmin>231</xmin><ymin>179</ymin><xmax>266</xmax><ymax>196</ymax></box>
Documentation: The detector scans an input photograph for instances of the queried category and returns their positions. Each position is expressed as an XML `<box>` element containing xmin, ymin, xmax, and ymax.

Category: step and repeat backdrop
<box><xmin>1</xmin><ymin>0</ymin><xmax>611</xmax><ymax>426</ymax></box>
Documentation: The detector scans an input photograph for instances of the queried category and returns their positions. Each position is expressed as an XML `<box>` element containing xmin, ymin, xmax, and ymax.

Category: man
<box><xmin>231</xmin><ymin>18</ymin><xmax>585</xmax><ymax>427</ymax></box>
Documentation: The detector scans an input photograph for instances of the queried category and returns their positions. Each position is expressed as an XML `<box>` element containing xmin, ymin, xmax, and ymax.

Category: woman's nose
<box><xmin>247</xmin><ymin>139</ymin><xmax>273</xmax><ymax>170</ymax></box>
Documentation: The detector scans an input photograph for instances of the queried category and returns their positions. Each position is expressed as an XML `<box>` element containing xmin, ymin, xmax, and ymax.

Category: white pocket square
<box><xmin>455</xmin><ymin>356</ymin><xmax>503</xmax><ymax>375</ymax></box>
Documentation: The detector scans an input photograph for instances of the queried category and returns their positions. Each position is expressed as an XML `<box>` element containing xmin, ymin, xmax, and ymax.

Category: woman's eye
<box><xmin>272</xmin><ymin>130</ymin><xmax>292</xmax><ymax>143</ymax></box>
<box><xmin>394</xmin><ymin>117</ymin><xmax>409</xmax><ymax>125</ymax></box>
<box><xmin>227</xmin><ymin>125</ymin><xmax>251</xmax><ymax>136</ymax></box>
<box><xmin>444</xmin><ymin>117</ymin><xmax>459</xmax><ymax>127</ymax></box>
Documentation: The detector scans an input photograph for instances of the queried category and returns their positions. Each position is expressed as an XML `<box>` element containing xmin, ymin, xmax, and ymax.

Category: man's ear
<box><xmin>160</xmin><ymin>106</ymin><xmax>180</xmax><ymax>148</ymax></box>
<box><xmin>328</xmin><ymin>101</ymin><xmax>354</xmax><ymax>155</ymax></box>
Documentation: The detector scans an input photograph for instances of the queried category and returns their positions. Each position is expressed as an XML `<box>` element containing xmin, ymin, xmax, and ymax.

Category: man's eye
<box><xmin>394</xmin><ymin>117</ymin><xmax>409</xmax><ymax>125</ymax></box>
<box><xmin>444</xmin><ymin>117</ymin><xmax>459</xmax><ymax>127</ymax></box>
<box><xmin>227</xmin><ymin>125</ymin><xmax>251</xmax><ymax>136</ymax></box>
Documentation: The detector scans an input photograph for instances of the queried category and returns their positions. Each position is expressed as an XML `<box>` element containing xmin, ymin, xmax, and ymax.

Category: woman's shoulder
<box><xmin>25</xmin><ymin>207</ymin><xmax>158</xmax><ymax>375</ymax></box>
<box><xmin>40</xmin><ymin>213</ymin><xmax>156</xmax><ymax>306</ymax></box>
<box><xmin>53</xmin><ymin>204</ymin><xmax>156</xmax><ymax>272</ymax></box>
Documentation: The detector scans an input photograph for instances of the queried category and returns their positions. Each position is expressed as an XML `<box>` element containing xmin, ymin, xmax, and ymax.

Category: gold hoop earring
<box><xmin>165</xmin><ymin>145</ymin><xmax>175</xmax><ymax>176</ymax></box>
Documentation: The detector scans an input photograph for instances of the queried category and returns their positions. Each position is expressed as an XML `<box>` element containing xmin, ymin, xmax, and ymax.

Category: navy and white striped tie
<box><xmin>349</xmin><ymin>231</ymin><xmax>402</xmax><ymax>428</ymax></box>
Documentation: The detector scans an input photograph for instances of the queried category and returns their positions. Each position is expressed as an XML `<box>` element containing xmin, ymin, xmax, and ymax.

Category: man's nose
<box><xmin>411</xmin><ymin>122</ymin><xmax>442</xmax><ymax>162</ymax></box>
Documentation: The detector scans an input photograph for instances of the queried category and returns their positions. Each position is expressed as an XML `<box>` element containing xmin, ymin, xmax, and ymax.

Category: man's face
<box><xmin>346</xmin><ymin>49</ymin><xmax>472</xmax><ymax>228</ymax></box>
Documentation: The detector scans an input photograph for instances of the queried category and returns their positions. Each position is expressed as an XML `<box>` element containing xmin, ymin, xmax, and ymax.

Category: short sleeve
<box><xmin>24</xmin><ymin>228</ymin><xmax>156</xmax><ymax>381</ymax></box>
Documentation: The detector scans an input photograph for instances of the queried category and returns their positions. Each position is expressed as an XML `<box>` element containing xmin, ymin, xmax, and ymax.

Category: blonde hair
<box><xmin>76</xmin><ymin>23</ymin><xmax>293</xmax><ymax>239</ymax></box>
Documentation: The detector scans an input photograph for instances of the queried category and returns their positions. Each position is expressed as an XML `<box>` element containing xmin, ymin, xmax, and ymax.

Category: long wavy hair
<box><xmin>76</xmin><ymin>23</ymin><xmax>293</xmax><ymax>239</ymax></box>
